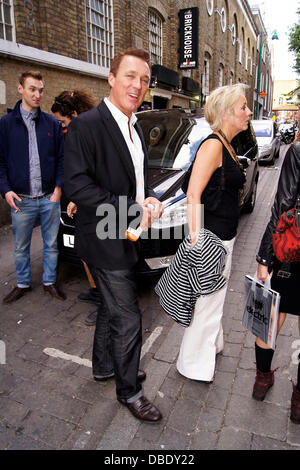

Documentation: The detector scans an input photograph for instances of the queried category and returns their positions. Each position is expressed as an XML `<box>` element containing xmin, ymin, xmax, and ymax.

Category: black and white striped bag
<box><xmin>155</xmin><ymin>230</ymin><xmax>227</xmax><ymax>327</ymax></box>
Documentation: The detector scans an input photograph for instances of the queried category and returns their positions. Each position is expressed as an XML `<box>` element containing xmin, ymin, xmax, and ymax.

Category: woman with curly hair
<box><xmin>51</xmin><ymin>89</ymin><xmax>96</xmax><ymax>128</ymax></box>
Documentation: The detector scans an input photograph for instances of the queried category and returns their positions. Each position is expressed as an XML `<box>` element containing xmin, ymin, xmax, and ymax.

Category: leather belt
<box><xmin>21</xmin><ymin>191</ymin><xmax>52</xmax><ymax>201</ymax></box>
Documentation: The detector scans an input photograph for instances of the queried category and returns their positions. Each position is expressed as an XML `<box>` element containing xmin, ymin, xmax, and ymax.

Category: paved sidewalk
<box><xmin>0</xmin><ymin>147</ymin><xmax>299</xmax><ymax>451</ymax></box>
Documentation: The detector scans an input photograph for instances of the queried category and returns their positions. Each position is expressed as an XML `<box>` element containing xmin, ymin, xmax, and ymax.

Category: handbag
<box><xmin>242</xmin><ymin>274</ymin><xmax>280</xmax><ymax>350</ymax></box>
<box><xmin>272</xmin><ymin>195</ymin><xmax>300</xmax><ymax>263</ymax></box>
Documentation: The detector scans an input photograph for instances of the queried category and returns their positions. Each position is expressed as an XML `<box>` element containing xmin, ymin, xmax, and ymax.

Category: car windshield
<box><xmin>138</xmin><ymin>113</ymin><xmax>212</xmax><ymax>169</ymax></box>
<box><xmin>252</xmin><ymin>122</ymin><xmax>272</xmax><ymax>137</ymax></box>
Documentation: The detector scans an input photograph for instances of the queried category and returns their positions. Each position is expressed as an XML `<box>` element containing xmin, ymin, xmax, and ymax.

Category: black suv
<box><xmin>58</xmin><ymin>108</ymin><xmax>259</xmax><ymax>274</ymax></box>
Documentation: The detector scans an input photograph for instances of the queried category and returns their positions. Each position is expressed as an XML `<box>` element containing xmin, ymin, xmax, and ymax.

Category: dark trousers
<box><xmin>90</xmin><ymin>266</ymin><xmax>143</xmax><ymax>403</ymax></box>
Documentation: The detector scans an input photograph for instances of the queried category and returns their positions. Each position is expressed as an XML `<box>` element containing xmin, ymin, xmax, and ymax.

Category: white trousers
<box><xmin>176</xmin><ymin>237</ymin><xmax>235</xmax><ymax>382</ymax></box>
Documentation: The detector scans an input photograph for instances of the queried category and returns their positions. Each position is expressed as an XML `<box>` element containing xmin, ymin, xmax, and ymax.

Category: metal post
<box><xmin>255</xmin><ymin>31</ymin><xmax>263</xmax><ymax>120</ymax></box>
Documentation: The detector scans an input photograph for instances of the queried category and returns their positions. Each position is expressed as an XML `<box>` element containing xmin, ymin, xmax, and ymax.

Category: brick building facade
<box><xmin>0</xmin><ymin>0</ymin><xmax>273</xmax><ymax>224</ymax></box>
<box><xmin>0</xmin><ymin>0</ymin><xmax>273</xmax><ymax>116</ymax></box>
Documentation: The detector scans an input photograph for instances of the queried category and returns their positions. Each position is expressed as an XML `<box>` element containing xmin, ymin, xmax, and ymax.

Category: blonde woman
<box><xmin>176</xmin><ymin>84</ymin><xmax>252</xmax><ymax>383</ymax></box>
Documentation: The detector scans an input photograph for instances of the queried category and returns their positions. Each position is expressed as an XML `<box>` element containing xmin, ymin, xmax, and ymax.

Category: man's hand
<box><xmin>143</xmin><ymin>197</ymin><xmax>163</xmax><ymax>218</ymax></box>
<box><xmin>50</xmin><ymin>186</ymin><xmax>62</xmax><ymax>203</ymax></box>
<box><xmin>67</xmin><ymin>201</ymin><xmax>77</xmax><ymax>218</ymax></box>
<box><xmin>5</xmin><ymin>191</ymin><xmax>22</xmax><ymax>211</ymax></box>
<box><xmin>140</xmin><ymin>197</ymin><xmax>163</xmax><ymax>231</ymax></box>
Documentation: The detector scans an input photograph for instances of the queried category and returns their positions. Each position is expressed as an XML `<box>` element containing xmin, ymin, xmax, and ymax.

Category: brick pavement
<box><xmin>0</xmin><ymin>145</ymin><xmax>299</xmax><ymax>451</ymax></box>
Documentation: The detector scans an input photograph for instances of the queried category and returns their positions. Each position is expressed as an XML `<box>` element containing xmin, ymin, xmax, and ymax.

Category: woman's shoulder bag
<box><xmin>272</xmin><ymin>195</ymin><xmax>300</xmax><ymax>263</ymax></box>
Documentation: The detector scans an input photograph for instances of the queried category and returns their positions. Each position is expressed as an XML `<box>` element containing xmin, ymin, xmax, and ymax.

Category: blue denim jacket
<box><xmin>0</xmin><ymin>100</ymin><xmax>64</xmax><ymax>197</ymax></box>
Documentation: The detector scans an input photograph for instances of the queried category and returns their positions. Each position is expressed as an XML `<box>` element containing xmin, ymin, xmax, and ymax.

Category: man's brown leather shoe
<box><xmin>3</xmin><ymin>286</ymin><xmax>32</xmax><ymax>304</ymax></box>
<box><xmin>43</xmin><ymin>284</ymin><xmax>66</xmax><ymax>301</ymax></box>
<box><xmin>123</xmin><ymin>396</ymin><xmax>162</xmax><ymax>423</ymax></box>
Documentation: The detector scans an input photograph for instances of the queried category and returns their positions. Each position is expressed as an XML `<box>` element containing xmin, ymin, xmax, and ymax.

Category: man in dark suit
<box><xmin>64</xmin><ymin>49</ymin><xmax>163</xmax><ymax>423</ymax></box>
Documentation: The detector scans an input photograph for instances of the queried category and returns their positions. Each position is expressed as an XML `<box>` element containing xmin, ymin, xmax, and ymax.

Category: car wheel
<box><xmin>243</xmin><ymin>178</ymin><xmax>257</xmax><ymax>213</ymax></box>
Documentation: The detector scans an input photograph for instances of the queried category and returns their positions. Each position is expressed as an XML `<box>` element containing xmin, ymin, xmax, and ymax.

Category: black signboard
<box><xmin>179</xmin><ymin>7</ymin><xmax>199</xmax><ymax>69</ymax></box>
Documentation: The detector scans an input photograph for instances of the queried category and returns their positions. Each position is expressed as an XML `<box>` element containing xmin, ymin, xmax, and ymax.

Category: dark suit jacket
<box><xmin>64</xmin><ymin>100</ymin><xmax>155</xmax><ymax>270</ymax></box>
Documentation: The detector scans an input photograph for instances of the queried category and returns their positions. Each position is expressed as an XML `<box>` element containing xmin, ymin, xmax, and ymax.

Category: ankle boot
<box><xmin>290</xmin><ymin>381</ymin><xmax>300</xmax><ymax>424</ymax></box>
<box><xmin>252</xmin><ymin>368</ymin><xmax>277</xmax><ymax>401</ymax></box>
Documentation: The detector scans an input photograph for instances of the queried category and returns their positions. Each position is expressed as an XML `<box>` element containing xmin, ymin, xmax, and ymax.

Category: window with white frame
<box><xmin>244</xmin><ymin>48</ymin><xmax>248</xmax><ymax>70</ymax></box>
<box><xmin>255</xmin><ymin>65</ymin><xmax>258</xmax><ymax>90</ymax></box>
<box><xmin>203</xmin><ymin>53</ymin><xmax>210</xmax><ymax>96</ymax></box>
<box><xmin>0</xmin><ymin>0</ymin><xmax>14</xmax><ymax>41</ymax></box>
<box><xmin>262</xmin><ymin>43</ymin><xmax>266</xmax><ymax>63</ymax></box>
<box><xmin>217</xmin><ymin>65</ymin><xmax>223</xmax><ymax>87</ymax></box>
<box><xmin>148</xmin><ymin>9</ymin><xmax>162</xmax><ymax>65</ymax></box>
<box><xmin>85</xmin><ymin>0</ymin><xmax>114</xmax><ymax>68</ymax></box>
<box><xmin>238</xmin><ymin>40</ymin><xmax>242</xmax><ymax>64</ymax></box>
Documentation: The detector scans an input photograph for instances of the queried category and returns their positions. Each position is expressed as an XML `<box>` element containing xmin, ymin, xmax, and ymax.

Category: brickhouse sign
<box><xmin>178</xmin><ymin>8</ymin><xmax>199</xmax><ymax>69</ymax></box>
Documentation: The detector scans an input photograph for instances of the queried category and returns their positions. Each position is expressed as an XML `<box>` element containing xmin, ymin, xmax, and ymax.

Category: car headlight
<box><xmin>152</xmin><ymin>199</ymin><xmax>188</xmax><ymax>229</ymax></box>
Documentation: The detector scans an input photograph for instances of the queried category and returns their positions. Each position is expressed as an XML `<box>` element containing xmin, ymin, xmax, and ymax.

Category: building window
<box><xmin>249</xmin><ymin>56</ymin><xmax>253</xmax><ymax>75</ymax></box>
<box><xmin>85</xmin><ymin>0</ymin><xmax>114</xmax><ymax>68</ymax></box>
<box><xmin>245</xmin><ymin>48</ymin><xmax>248</xmax><ymax>70</ymax></box>
<box><xmin>217</xmin><ymin>65</ymin><xmax>224</xmax><ymax>87</ymax></box>
<box><xmin>0</xmin><ymin>0</ymin><xmax>14</xmax><ymax>41</ymax></box>
<box><xmin>255</xmin><ymin>65</ymin><xmax>258</xmax><ymax>90</ymax></box>
<box><xmin>229</xmin><ymin>72</ymin><xmax>233</xmax><ymax>85</ymax></box>
<box><xmin>237</xmin><ymin>40</ymin><xmax>242</xmax><ymax>64</ymax></box>
<box><xmin>203</xmin><ymin>53</ymin><xmax>210</xmax><ymax>96</ymax></box>
<box><xmin>149</xmin><ymin>9</ymin><xmax>162</xmax><ymax>65</ymax></box>
<box><xmin>206</xmin><ymin>0</ymin><xmax>214</xmax><ymax>16</ymax></box>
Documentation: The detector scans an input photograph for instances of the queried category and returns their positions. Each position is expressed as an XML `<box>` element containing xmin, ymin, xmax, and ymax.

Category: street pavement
<box><xmin>0</xmin><ymin>144</ymin><xmax>299</xmax><ymax>452</ymax></box>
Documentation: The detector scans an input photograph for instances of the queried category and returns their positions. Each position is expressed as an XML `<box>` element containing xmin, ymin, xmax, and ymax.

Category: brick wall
<box><xmin>0</xmin><ymin>57</ymin><xmax>109</xmax><ymax>118</ymax></box>
<box><xmin>13</xmin><ymin>0</ymin><xmax>87</xmax><ymax>61</ymax></box>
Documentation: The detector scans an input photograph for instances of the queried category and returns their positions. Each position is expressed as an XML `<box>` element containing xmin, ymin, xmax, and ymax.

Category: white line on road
<box><xmin>43</xmin><ymin>326</ymin><xmax>163</xmax><ymax>367</ymax></box>
<box><xmin>43</xmin><ymin>347</ymin><xmax>92</xmax><ymax>367</ymax></box>
<box><xmin>141</xmin><ymin>326</ymin><xmax>163</xmax><ymax>358</ymax></box>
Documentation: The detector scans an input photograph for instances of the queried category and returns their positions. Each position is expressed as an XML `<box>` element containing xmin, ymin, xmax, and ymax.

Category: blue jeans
<box><xmin>11</xmin><ymin>194</ymin><xmax>61</xmax><ymax>287</ymax></box>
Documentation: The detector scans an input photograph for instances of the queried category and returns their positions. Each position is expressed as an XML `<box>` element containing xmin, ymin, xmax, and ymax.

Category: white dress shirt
<box><xmin>104</xmin><ymin>97</ymin><xmax>145</xmax><ymax>204</ymax></box>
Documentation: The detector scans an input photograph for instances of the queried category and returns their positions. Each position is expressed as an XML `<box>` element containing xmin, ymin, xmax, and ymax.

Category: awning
<box><xmin>150</xmin><ymin>88</ymin><xmax>172</xmax><ymax>100</ymax></box>
<box><xmin>273</xmin><ymin>104</ymin><xmax>298</xmax><ymax>111</ymax></box>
